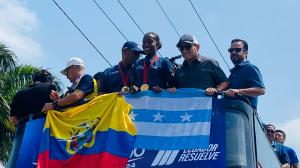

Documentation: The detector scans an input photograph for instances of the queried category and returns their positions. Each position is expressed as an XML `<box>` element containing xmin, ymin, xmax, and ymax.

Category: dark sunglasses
<box><xmin>266</xmin><ymin>129</ymin><xmax>275</xmax><ymax>133</ymax></box>
<box><xmin>228</xmin><ymin>48</ymin><xmax>244</xmax><ymax>53</ymax></box>
<box><xmin>178</xmin><ymin>43</ymin><xmax>193</xmax><ymax>52</ymax></box>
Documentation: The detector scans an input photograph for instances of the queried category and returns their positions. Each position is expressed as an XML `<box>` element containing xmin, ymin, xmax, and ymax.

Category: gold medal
<box><xmin>121</xmin><ymin>86</ymin><xmax>130</xmax><ymax>94</ymax></box>
<box><xmin>140</xmin><ymin>84</ymin><xmax>149</xmax><ymax>91</ymax></box>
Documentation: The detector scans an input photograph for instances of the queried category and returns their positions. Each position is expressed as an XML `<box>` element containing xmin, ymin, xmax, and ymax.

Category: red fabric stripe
<box><xmin>37</xmin><ymin>150</ymin><xmax>128</xmax><ymax>168</ymax></box>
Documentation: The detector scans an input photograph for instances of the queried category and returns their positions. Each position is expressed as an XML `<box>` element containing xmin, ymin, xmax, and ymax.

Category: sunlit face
<box><xmin>265</xmin><ymin>125</ymin><xmax>276</xmax><ymax>142</ymax></box>
<box><xmin>275</xmin><ymin>132</ymin><xmax>285</xmax><ymax>144</ymax></box>
<box><xmin>122</xmin><ymin>49</ymin><xmax>140</xmax><ymax>67</ymax></box>
<box><xmin>142</xmin><ymin>34</ymin><xmax>158</xmax><ymax>56</ymax></box>
<box><xmin>229</xmin><ymin>41</ymin><xmax>248</xmax><ymax>65</ymax></box>
<box><xmin>66</xmin><ymin>66</ymin><xmax>77</xmax><ymax>83</ymax></box>
<box><xmin>179</xmin><ymin>42</ymin><xmax>199</xmax><ymax>62</ymax></box>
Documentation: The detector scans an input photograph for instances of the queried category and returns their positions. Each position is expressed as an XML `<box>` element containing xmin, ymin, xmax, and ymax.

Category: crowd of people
<box><xmin>8</xmin><ymin>31</ymin><xmax>298</xmax><ymax>167</ymax></box>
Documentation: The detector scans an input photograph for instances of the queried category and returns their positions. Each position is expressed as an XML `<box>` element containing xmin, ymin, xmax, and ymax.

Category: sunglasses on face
<box><xmin>228</xmin><ymin>48</ymin><xmax>244</xmax><ymax>53</ymax></box>
<box><xmin>266</xmin><ymin>129</ymin><xmax>275</xmax><ymax>133</ymax></box>
<box><xmin>178</xmin><ymin>44</ymin><xmax>193</xmax><ymax>52</ymax></box>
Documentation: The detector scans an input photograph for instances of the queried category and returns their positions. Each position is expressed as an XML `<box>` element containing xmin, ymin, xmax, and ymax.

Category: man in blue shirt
<box><xmin>100</xmin><ymin>41</ymin><xmax>143</xmax><ymax>93</ymax></box>
<box><xmin>265</xmin><ymin>124</ymin><xmax>290</xmax><ymax>168</ymax></box>
<box><xmin>225</xmin><ymin>39</ymin><xmax>265</xmax><ymax>110</ymax></box>
<box><xmin>276</xmin><ymin>130</ymin><xmax>299</xmax><ymax>168</ymax></box>
<box><xmin>43</xmin><ymin>57</ymin><xmax>97</xmax><ymax>111</ymax></box>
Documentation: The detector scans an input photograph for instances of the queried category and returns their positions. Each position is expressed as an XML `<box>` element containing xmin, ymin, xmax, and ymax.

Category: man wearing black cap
<box><xmin>100</xmin><ymin>41</ymin><xmax>143</xmax><ymax>93</ymax></box>
<box><xmin>170</xmin><ymin>34</ymin><xmax>228</xmax><ymax>95</ymax></box>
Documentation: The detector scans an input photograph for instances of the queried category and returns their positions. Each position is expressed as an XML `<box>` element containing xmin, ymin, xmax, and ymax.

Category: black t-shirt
<box><xmin>10</xmin><ymin>83</ymin><xmax>57</xmax><ymax>118</ymax></box>
<box><xmin>173</xmin><ymin>55</ymin><xmax>228</xmax><ymax>89</ymax></box>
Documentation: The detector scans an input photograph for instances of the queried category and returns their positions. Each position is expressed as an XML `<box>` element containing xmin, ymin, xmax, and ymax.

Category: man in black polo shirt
<box><xmin>170</xmin><ymin>34</ymin><xmax>228</xmax><ymax>95</ymax></box>
<box><xmin>7</xmin><ymin>69</ymin><xmax>57</xmax><ymax>168</ymax></box>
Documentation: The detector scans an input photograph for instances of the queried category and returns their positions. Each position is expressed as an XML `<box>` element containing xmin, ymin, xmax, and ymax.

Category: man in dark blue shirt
<box><xmin>265</xmin><ymin>124</ymin><xmax>290</xmax><ymax>168</ymax></box>
<box><xmin>225</xmin><ymin>39</ymin><xmax>265</xmax><ymax>110</ymax></box>
<box><xmin>276</xmin><ymin>130</ymin><xmax>299</xmax><ymax>168</ymax></box>
<box><xmin>100</xmin><ymin>41</ymin><xmax>143</xmax><ymax>93</ymax></box>
<box><xmin>43</xmin><ymin>57</ymin><xmax>97</xmax><ymax>111</ymax></box>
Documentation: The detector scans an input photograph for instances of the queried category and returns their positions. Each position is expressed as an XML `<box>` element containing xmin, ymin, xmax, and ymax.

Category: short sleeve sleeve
<box><xmin>244</xmin><ymin>65</ymin><xmax>265</xmax><ymax>88</ymax></box>
<box><xmin>209</xmin><ymin>60</ymin><xmax>228</xmax><ymax>84</ymax></box>
<box><xmin>76</xmin><ymin>74</ymin><xmax>94</xmax><ymax>95</ymax></box>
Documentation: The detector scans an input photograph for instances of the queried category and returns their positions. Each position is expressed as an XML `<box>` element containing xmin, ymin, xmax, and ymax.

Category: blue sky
<box><xmin>1</xmin><ymin>0</ymin><xmax>299</xmax><ymax>156</ymax></box>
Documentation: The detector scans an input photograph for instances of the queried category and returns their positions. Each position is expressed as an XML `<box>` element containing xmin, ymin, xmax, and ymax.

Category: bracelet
<box><xmin>52</xmin><ymin>101</ymin><xmax>61</xmax><ymax>110</ymax></box>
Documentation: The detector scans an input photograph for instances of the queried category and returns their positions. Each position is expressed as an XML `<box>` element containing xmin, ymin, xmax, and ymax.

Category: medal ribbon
<box><xmin>143</xmin><ymin>55</ymin><xmax>158</xmax><ymax>84</ymax></box>
<box><xmin>118</xmin><ymin>62</ymin><xmax>130</xmax><ymax>86</ymax></box>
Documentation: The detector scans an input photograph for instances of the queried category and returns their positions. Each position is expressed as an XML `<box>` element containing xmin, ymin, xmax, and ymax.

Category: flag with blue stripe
<box><xmin>125</xmin><ymin>88</ymin><xmax>226</xmax><ymax>168</ymax></box>
<box><xmin>126</xmin><ymin>88</ymin><xmax>212</xmax><ymax>150</ymax></box>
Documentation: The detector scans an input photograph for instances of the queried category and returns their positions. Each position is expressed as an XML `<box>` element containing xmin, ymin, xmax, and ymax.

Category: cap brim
<box><xmin>60</xmin><ymin>68</ymin><xmax>68</xmax><ymax>76</ymax></box>
<box><xmin>131</xmin><ymin>48</ymin><xmax>144</xmax><ymax>54</ymax></box>
<box><xmin>176</xmin><ymin>41</ymin><xmax>195</xmax><ymax>47</ymax></box>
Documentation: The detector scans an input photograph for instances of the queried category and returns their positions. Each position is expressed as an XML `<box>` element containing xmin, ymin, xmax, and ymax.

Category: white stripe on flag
<box><xmin>126</xmin><ymin>97</ymin><xmax>212</xmax><ymax>111</ymax></box>
<box><xmin>135</xmin><ymin>122</ymin><xmax>210</xmax><ymax>136</ymax></box>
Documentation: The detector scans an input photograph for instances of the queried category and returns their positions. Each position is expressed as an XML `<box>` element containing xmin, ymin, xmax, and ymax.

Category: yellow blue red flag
<box><xmin>37</xmin><ymin>93</ymin><xmax>137</xmax><ymax>168</ymax></box>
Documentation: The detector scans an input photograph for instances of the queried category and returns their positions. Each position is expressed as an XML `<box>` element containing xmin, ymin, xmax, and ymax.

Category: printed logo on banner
<box><xmin>177</xmin><ymin>144</ymin><xmax>220</xmax><ymax>163</ymax></box>
<box><xmin>127</xmin><ymin>149</ymin><xmax>146</xmax><ymax>168</ymax></box>
<box><xmin>151</xmin><ymin>150</ymin><xmax>179</xmax><ymax>166</ymax></box>
<box><xmin>127</xmin><ymin>144</ymin><xmax>222</xmax><ymax>167</ymax></box>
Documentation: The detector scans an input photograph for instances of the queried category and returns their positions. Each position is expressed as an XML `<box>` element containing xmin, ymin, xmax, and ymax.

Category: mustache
<box><xmin>231</xmin><ymin>54</ymin><xmax>239</xmax><ymax>57</ymax></box>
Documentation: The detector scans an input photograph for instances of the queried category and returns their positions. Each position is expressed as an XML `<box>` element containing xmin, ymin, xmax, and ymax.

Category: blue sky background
<box><xmin>1</xmin><ymin>0</ymin><xmax>299</xmax><ymax>156</ymax></box>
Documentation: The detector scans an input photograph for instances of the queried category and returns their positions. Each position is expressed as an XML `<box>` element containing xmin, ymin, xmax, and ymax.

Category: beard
<box><xmin>230</xmin><ymin>54</ymin><xmax>244</xmax><ymax>65</ymax></box>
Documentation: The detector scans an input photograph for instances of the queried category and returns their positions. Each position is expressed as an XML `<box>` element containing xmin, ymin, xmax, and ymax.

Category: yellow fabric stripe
<box><xmin>84</xmin><ymin>79</ymin><xmax>98</xmax><ymax>101</ymax></box>
<box><xmin>44</xmin><ymin>93</ymin><xmax>137</xmax><ymax>139</ymax></box>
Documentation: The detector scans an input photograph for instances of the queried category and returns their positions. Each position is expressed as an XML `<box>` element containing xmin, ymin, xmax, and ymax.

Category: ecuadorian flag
<box><xmin>37</xmin><ymin>93</ymin><xmax>136</xmax><ymax>168</ymax></box>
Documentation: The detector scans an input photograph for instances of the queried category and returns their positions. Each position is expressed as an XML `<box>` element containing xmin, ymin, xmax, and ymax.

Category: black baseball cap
<box><xmin>122</xmin><ymin>41</ymin><xmax>143</xmax><ymax>53</ymax></box>
<box><xmin>176</xmin><ymin>34</ymin><xmax>199</xmax><ymax>47</ymax></box>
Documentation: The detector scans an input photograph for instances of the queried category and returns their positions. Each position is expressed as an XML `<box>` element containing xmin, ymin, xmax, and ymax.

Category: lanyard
<box><xmin>143</xmin><ymin>55</ymin><xmax>158</xmax><ymax>84</ymax></box>
<box><xmin>118</xmin><ymin>62</ymin><xmax>130</xmax><ymax>86</ymax></box>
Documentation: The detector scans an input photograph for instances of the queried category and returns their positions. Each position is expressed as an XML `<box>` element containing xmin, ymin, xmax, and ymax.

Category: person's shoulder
<box><xmin>275</xmin><ymin>143</ymin><xmax>288</xmax><ymax>152</ymax></box>
<box><xmin>103</xmin><ymin>65</ymin><xmax>118</xmax><ymax>75</ymax></box>
<box><xmin>285</xmin><ymin>146</ymin><xmax>296</xmax><ymax>153</ymax></box>
<box><xmin>242</xmin><ymin>61</ymin><xmax>262</xmax><ymax>72</ymax></box>
<box><xmin>243</xmin><ymin>61</ymin><xmax>259</xmax><ymax>68</ymax></box>
<box><xmin>200</xmin><ymin>55</ymin><xmax>220</xmax><ymax>66</ymax></box>
<box><xmin>106</xmin><ymin>64</ymin><xmax>118</xmax><ymax>72</ymax></box>
<box><xmin>35</xmin><ymin>82</ymin><xmax>53</xmax><ymax>87</ymax></box>
<box><xmin>13</xmin><ymin>88</ymin><xmax>27</xmax><ymax>98</ymax></box>
<box><xmin>158</xmin><ymin>56</ymin><xmax>172</xmax><ymax>65</ymax></box>
<box><xmin>81</xmin><ymin>74</ymin><xmax>93</xmax><ymax>82</ymax></box>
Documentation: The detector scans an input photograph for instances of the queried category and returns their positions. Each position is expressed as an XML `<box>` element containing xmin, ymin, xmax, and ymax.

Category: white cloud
<box><xmin>0</xmin><ymin>0</ymin><xmax>44</xmax><ymax>63</ymax></box>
